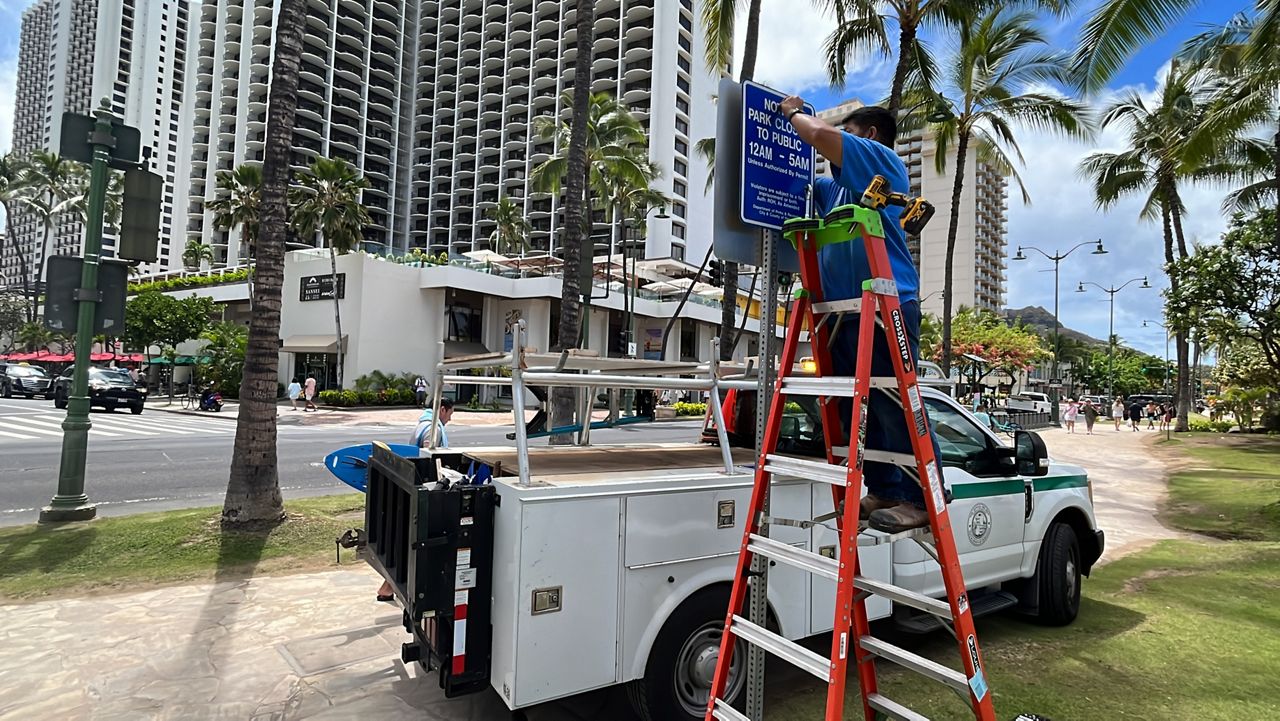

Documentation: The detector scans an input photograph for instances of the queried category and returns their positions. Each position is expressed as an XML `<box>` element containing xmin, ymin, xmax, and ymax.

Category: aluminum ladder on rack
<box><xmin>704</xmin><ymin>187</ymin><xmax>997</xmax><ymax>721</ymax></box>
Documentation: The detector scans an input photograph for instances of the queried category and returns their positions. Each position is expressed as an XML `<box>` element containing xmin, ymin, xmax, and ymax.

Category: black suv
<box><xmin>52</xmin><ymin>366</ymin><xmax>147</xmax><ymax>414</ymax></box>
<box><xmin>0</xmin><ymin>363</ymin><xmax>53</xmax><ymax>399</ymax></box>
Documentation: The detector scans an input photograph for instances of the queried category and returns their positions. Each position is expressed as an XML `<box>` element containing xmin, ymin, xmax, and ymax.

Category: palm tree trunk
<box><xmin>1273</xmin><ymin>120</ymin><xmax>1279</xmax><ymax>248</ymax></box>
<box><xmin>887</xmin><ymin>22</ymin><xmax>919</xmax><ymax>116</ymax></box>
<box><xmin>1167</xmin><ymin>190</ymin><xmax>1191</xmax><ymax>431</ymax></box>
<box><xmin>718</xmin><ymin>0</ymin><xmax>763</xmax><ymax>362</ymax></box>
<box><xmin>4</xmin><ymin>207</ymin><xmax>34</xmax><ymax>323</ymax></box>
<box><xmin>549</xmin><ymin>0</ymin><xmax>595</xmax><ymax>444</ymax></box>
<box><xmin>327</xmin><ymin>241</ymin><xmax>344</xmax><ymax>389</ymax></box>
<box><xmin>34</xmin><ymin>221</ymin><xmax>53</xmax><ymax>320</ymax></box>
<box><xmin>940</xmin><ymin>129</ymin><xmax>970</xmax><ymax>377</ymax></box>
<box><xmin>222</xmin><ymin>0</ymin><xmax>305</xmax><ymax>525</ymax></box>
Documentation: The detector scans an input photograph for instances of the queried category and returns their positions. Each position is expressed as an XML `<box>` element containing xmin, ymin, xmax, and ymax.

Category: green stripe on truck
<box><xmin>947</xmin><ymin>474</ymin><xmax>1088</xmax><ymax>500</ymax></box>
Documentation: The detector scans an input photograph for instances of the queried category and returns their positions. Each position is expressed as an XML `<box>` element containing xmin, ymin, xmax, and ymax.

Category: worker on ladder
<box><xmin>777</xmin><ymin>96</ymin><xmax>943</xmax><ymax>534</ymax></box>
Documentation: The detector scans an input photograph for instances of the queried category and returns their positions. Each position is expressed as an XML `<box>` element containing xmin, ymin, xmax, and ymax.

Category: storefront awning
<box><xmin>281</xmin><ymin>335</ymin><xmax>348</xmax><ymax>353</ymax></box>
<box><xmin>443</xmin><ymin>341</ymin><xmax>500</xmax><ymax>363</ymax></box>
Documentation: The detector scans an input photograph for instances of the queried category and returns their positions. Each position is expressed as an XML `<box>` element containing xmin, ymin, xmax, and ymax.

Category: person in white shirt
<box><xmin>286</xmin><ymin>378</ymin><xmax>302</xmax><ymax>411</ymax></box>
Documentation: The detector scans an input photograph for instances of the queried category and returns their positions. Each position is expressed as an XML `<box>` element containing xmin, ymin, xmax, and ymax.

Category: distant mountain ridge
<box><xmin>1002</xmin><ymin>306</ymin><xmax>1108</xmax><ymax>346</ymax></box>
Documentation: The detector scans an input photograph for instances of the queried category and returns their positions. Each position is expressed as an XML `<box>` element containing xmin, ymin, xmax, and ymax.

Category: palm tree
<box><xmin>289</xmin><ymin>157</ymin><xmax>371</xmax><ymax>390</ymax></box>
<box><xmin>0</xmin><ymin>155</ymin><xmax>34</xmax><ymax>322</ymax></box>
<box><xmin>484</xmin><ymin>196</ymin><xmax>532</xmax><ymax>256</ymax></box>
<box><xmin>208</xmin><ymin>163</ymin><xmax>263</xmax><ymax>265</ymax></box>
<box><xmin>910</xmin><ymin>8</ymin><xmax>1090</xmax><ymax>376</ymax></box>
<box><xmin>20</xmin><ymin>151</ymin><xmax>83</xmax><ymax>316</ymax></box>
<box><xmin>529</xmin><ymin>92</ymin><xmax>651</xmax><ymax>202</ymax></box>
<box><xmin>543</xmin><ymin>0</ymin><xmax>597</xmax><ymax>442</ymax></box>
<box><xmin>182</xmin><ymin>238</ymin><xmax>214</xmax><ymax>270</ymax></box>
<box><xmin>223</xmin><ymin>0</ymin><xmax>306</xmax><ymax>526</ymax></box>
<box><xmin>16</xmin><ymin>321</ymin><xmax>51</xmax><ymax>352</ymax></box>
<box><xmin>1180</xmin><ymin>11</ymin><xmax>1280</xmax><ymax>246</ymax></box>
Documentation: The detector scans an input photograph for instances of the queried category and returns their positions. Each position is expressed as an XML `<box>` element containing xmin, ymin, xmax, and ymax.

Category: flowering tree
<box><xmin>940</xmin><ymin>308</ymin><xmax>1047</xmax><ymax>384</ymax></box>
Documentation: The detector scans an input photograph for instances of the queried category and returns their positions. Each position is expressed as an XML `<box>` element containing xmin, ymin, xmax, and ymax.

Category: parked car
<box><xmin>0</xmin><ymin>363</ymin><xmax>53</xmax><ymax>399</ymax></box>
<box><xmin>1006</xmin><ymin>391</ymin><xmax>1052</xmax><ymax>414</ymax></box>
<box><xmin>51</xmin><ymin>366</ymin><xmax>147</xmax><ymax>414</ymax></box>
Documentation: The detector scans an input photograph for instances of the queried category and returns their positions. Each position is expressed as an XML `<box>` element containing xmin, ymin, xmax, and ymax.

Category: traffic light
<box><xmin>708</xmin><ymin>259</ymin><xmax>723</xmax><ymax>287</ymax></box>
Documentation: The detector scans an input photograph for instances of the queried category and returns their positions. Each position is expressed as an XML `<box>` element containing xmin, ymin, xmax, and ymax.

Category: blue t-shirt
<box><xmin>813</xmin><ymin>133</ymin><xmax>917</xmax><ymax>304</ymax></box>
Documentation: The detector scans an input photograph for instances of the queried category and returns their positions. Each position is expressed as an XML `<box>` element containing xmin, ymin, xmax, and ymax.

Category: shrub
<box><xmin>127</xmin><ymin>267</ymin><xmax>252</xmax><ymax>295</ymax></box>
<box><xmin>784</xmin><ymin>401</ymin><xmax>802</xmax><ymax>413</ymax></box>
<box><xmin>1188</xmin><ymin>417</ymin><xmax>1235</xmax><ymax>433</ymax></box>
<box><xmin>673</xmin><ymin>401</ymin><xmax>707</xmax><ymax>416</ymax></box>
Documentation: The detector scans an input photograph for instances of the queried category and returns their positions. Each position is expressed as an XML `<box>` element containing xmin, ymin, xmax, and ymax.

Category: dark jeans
<box><xmin>831</xmin><ymin>300</ymin><xmax>940</xmax><ymax>507</ymax></box>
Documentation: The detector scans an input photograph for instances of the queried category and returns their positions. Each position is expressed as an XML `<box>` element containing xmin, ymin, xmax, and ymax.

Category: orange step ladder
<box><xmin>704</xmin><ymin>185</ymin><xmax>996</xmax><ymax>721</ymax></box>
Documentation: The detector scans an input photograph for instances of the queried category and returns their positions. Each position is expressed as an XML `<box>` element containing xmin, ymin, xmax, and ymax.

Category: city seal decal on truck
<box><xmin>967</xmin><ymin>503</ymin><xmax>992</xmax><ymax>546</ymax></box>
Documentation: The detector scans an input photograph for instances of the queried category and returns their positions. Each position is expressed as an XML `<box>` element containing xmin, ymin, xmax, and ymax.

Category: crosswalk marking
<box><xmin>20</xmin><ymin>415</ymin><xmax>123</xmax><ymax>437</ymax></box>
<box><xmin>0</xmin><ymin>426</ymin><xmax>37</xmax><ymax>440</ymax></box>
<box><xmin>77</xmin><ymin>417</ymin><xmax>162</xmax><ymax>436</ymax></box>
<box><xmin>97</xmin><ymin>416</ymin><xmax>199</xmax><ymax>435</ymax></box>
<box><xmin>0</xmin><ymin>418</ymin><xmax>65</xmax><ymax>437</ymax></box>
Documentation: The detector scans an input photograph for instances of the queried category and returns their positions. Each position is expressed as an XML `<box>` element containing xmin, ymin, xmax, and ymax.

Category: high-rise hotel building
<box><xmin>816</xmin><ymin>100</ymin><xmax>1009</xmax><ymax>315</ymax></box>
<box><xmin>181</xmin><ymin>0</ymin><xmax>717</xmax><ymax>267</ymax></box>
<box><xmin>5</xmin><ymin>0</ymin><xmax>190</xmax><ymax>283</ymax></box>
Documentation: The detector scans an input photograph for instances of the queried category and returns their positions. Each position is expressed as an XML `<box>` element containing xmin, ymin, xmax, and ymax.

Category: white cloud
<box><xmin>736</xmin><ymin>2</ymin><xmax>893</xmax><ymax>99</ymax></box>
<box><xmin>1004</xmin><ymin>72</ymin><xmax>1231</xmax><ymax>359</ymax></box>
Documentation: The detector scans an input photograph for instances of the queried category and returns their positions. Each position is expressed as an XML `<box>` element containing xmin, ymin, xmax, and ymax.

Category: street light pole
<box><xmin>1077</xmin><ymin>276</ymin><xmax>1150</xmax><ymax>399</ymax></box>
<box><xmin>1012</xmin><ymin>239</ymin><xmax>1107</xmax><ymax>424</ymax></box>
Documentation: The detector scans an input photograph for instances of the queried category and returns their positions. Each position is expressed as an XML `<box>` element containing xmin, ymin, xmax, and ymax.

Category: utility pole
<box><xmin>1013</xmin><ymin>239</ymin><xmax>1107</xmax><ymax>423</ymax></box>
<box><xmin>1077</xmin><ymin>276</ymin><xmax>1150</xmax><ymax>398</ymax></box>
<box><xmin>1144</xmin><ymin>320</ymin><xmax>1171</xmax><ymax>392</ymax></box>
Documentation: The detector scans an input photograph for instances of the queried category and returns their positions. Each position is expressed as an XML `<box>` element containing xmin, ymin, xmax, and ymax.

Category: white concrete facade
<box><xmin>6</xmin><ymin>0</ymin><xmax>191</xmax><ymax>284</ymax></box>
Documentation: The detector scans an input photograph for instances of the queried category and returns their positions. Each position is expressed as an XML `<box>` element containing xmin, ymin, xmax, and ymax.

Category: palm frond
<box><xmin>1070</xmin><ymin>0</ymin><xmax>1202</xmax><ymax>94</ymax></box>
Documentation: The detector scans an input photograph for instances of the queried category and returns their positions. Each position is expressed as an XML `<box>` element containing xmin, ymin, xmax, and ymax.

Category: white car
<box><xmin>360</xmin><ymin>389</ymin><xmax>1104</xmax><ymax>721</ymax></box>
<box><xmin>1007</xmin><ymin>391</ymin><xmax>1052</xmax><ymax>414</ymax></box>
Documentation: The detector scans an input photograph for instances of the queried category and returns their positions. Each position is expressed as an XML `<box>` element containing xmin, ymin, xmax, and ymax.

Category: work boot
<box><xmin>868</xmin><ymin>503</ymin><xmax>930</xmax><ymax>533</ymax></box>
<box><xmin>859</xmin><ymin>494</ymin><xmax>900</xmax><ymax>518</ymax></box>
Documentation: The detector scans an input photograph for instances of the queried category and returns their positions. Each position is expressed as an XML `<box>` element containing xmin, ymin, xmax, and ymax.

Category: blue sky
<box><xmin>0</xmin><ymin>1</ymin><xmax>1255</xmax><ymax>358</ymax></box>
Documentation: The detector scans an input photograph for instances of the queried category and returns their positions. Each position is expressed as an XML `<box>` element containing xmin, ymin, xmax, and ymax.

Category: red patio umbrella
<box><xmin>90</xmin><ymin>352</ymin><xmax>114</xmax><ymax>362</ymax></box>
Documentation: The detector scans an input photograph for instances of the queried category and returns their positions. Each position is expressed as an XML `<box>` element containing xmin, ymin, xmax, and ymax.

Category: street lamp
<box><xmin>1143</xmin><ymin>320</ymin><xmax>1172</xmax><ymax>393</ymax></box>
<box><xmin>1076</xmin><ymin>276</ymin><xmax>1150</xmax><ymax>399</ymax></box>
<box><xmin>1012</xmin><ymin>239</ymin><xmax>1107</xmax><ymax>423</ymax></box>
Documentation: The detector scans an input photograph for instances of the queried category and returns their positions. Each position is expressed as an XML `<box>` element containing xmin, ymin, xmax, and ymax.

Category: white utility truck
<box><xmin>1006</xmin><ymin>392</ymin><xmax>1053</xmax><ymax>415</ymax></box>
<box><xmin>357</xmin><ymin>328</ymin><xmax>1104</xmax><ymax>721</ymax></box>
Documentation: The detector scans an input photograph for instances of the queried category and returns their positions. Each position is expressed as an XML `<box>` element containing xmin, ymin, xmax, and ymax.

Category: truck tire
<box><xmin>1035</xmin><ymin>522</ymin><xmax>1081</xmax><ymax>626</ymax></box>
<box><xmin>54</xmin><ymin>388</ymin><xmax>67</xmax><ymax>409</ymax></box>
<box><xmin>627</xmin><ymin>588</ymin><xmax>747</xmax><ymax>721</ymax></box>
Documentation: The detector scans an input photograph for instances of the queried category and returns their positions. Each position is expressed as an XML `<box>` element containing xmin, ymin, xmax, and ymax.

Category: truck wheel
<box><xmin>54</xmin><ymin>389</ymin><xmax>67</xmax><ymax>409</ymax></box>
<box><xmin>1035</xmin><ymin>522</ymin><xmax>1081</xmax><ymax>626</ymax></box>
<box><xmin>627</xmin><ymin>589</ymin><xmax>747</xmax><ymax>721</ymax></box>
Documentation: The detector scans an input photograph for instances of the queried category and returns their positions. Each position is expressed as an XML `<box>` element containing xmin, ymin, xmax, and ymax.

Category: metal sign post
<box><xmin>41</xmin><ymin>103</ymin><xmax>141</xmax><ymax>523</ymax></box>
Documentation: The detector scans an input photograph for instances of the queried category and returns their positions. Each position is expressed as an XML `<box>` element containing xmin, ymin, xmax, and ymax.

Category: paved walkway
<box><xmin>0</xmin><ymin>426</ymin><xmax>1179</xmax><ymax>720</ymax></box>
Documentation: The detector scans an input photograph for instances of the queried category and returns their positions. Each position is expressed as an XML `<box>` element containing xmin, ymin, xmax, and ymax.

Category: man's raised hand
<box><xmin>780</xmin><ymin>95</ymin><xmax>804</xmax><ymax>117</ymax></box>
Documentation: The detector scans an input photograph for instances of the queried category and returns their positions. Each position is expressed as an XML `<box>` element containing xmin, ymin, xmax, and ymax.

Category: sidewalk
<box><xmin>0</xmin><ymin>425</ymin><xmax>1179</xmax><ymax>720</ymax></box>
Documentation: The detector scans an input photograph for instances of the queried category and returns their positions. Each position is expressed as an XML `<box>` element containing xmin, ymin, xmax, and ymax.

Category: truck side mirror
<box><xmin>1014</xmin><ymin>431</ymin><xmax>1050</xmax><ymax>477</ymax></box>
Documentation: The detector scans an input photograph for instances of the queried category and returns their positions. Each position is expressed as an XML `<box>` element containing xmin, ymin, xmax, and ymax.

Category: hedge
<box><xmin>128</xmin><ymin>268</ymin><xmax>252</xmax><ymax>294</ymax></box>
<box><xmin>673</xmin><ymin>401</ymin><xmax>707</xmax><ymax>416</ymax></box>
<box><xmin>1188</xmin><ymin>417</ymin><xmax>1236</xmax><ymax>433</ymax></box>
<box><xmin>317</xmin><ymin>388</ymin><xmax>416</xmax><ymax>407</ymax></box>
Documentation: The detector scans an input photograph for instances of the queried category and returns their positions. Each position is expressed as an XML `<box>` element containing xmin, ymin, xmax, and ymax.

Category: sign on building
<box><xmin>739</xmin><ymin>81</ymin><xmax>815</xmax><ymax>229</ymax></box>
<box><xmin>300</xmin><ymin>273</ymin><xmax>346</xmax><ymax>302</ymax></box>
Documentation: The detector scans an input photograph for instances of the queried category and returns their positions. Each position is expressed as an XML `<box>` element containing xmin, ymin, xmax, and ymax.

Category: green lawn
<box><xmin>768</xmin><ymin>435</ymin><xmax>1280</xmax><ymax>720</ymax></box>
<box><xmin>0</xmin><ymin>494</ymin><xmax>366</xmax><ymax>601</ymax></box>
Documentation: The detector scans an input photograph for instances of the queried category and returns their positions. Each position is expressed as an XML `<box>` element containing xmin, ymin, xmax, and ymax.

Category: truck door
<box><xmin>892</xmin><ymin>398</ymin><xmax>1026</xmax><ymax>595</ymax></box>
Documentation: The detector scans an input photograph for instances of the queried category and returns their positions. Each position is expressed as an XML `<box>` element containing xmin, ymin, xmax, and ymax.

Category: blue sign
<box><xmin>740</xmin><ymin>81</ymin><xmax>815</xmax><ymax>229</ymax></box>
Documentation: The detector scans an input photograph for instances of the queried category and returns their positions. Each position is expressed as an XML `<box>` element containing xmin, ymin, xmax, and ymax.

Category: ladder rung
<box><xmin>730</xmin><ymin>615</ymin><xmax>831</xmax><ymax>681</ymax></box>
<box><xmin>781</xmin><ymin>376</ymin><xmax>898</xmax><ymax>397</ymax></box>
<box><xmin>866</xmin><ymin>692</ymin><xmax>930</xmax><ymax>721</ymax></box>
<box><xmin>859</xmin><ymin>636</ymin><xmax>969</xmax><ymax>693</ymax></box>
<box><xmin>812</xmin><ymin>298</ymin><xmax>862</xmax><ymax>315</ymax></box>
<box><xmin>853</xmin><ymin>576</ymin><xmax>952</xmax><ymax>617</ymax></box>
<box><xmin>763</xmin><ymin>454</ymin><xmax>848</xmax><ymax>486</ymax></box>
<box><xmin>862</xmin><ymin>448</ymin><xmax>919</xmax><ymax>467</ymax></box>
<box><xmin>711</xmin><ymin>699</ymin><xmax>750</xmax><ymax>721</ymax></box>
<box><xmin>858</xmin><ymin>525</ymin><xmax>933</xmax><ymax>546</ymax></box>
<box><xmin>748</xmin><ymin>534</ymin><xmax>839</xmax><ymax>580</ymax></box>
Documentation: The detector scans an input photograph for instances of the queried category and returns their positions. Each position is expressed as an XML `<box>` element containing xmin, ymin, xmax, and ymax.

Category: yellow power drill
<box><xmin>860</xmin><ymin>174</ymin><xmax>936</xmax><ymax>235</ymax></box>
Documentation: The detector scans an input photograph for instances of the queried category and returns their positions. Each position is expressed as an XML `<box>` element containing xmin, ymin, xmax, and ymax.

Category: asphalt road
<box><xmin>0</xmin><ymin>397</ymin><xmax>705</xmax><ymax>526</ymax></box>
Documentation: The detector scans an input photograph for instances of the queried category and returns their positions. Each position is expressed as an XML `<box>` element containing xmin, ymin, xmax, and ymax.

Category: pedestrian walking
<box><xmin>1146</xmin><ymin>401</ymin><xmax>1158</xmax><ymax>430</ymax></box>
<box><xmin>287</xmin><ymin>378</ymin><xmax>302</xmax><ymax>411</ymax></box>
<box><xmin>1063</xmin><ymin>398</ymin><xmax>1079</xmax><ymax>433</ymax></box>
<box><xmin>1128</xmin><ymin>400</ymin><xmax>1143</xmax><ymax>431</ymax></box>
<box><xmin>414</xmin><ymin>376</ymin><xmax>429</xmax><ymax>407</ymax></box>
<box><xmin>304</xmin><ymin>375</ymin><xmax>317</xmax><ymax>412</ymax></box>
<box><xmin>1112</xmin><ymin>398</ymin><xmax>1125</xmax><ymax>431</ymax></box>
<box><xmin>1082</xmin><ymin>399</ymin><xmax>1098</xmax><ymax>435</ymax></box>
